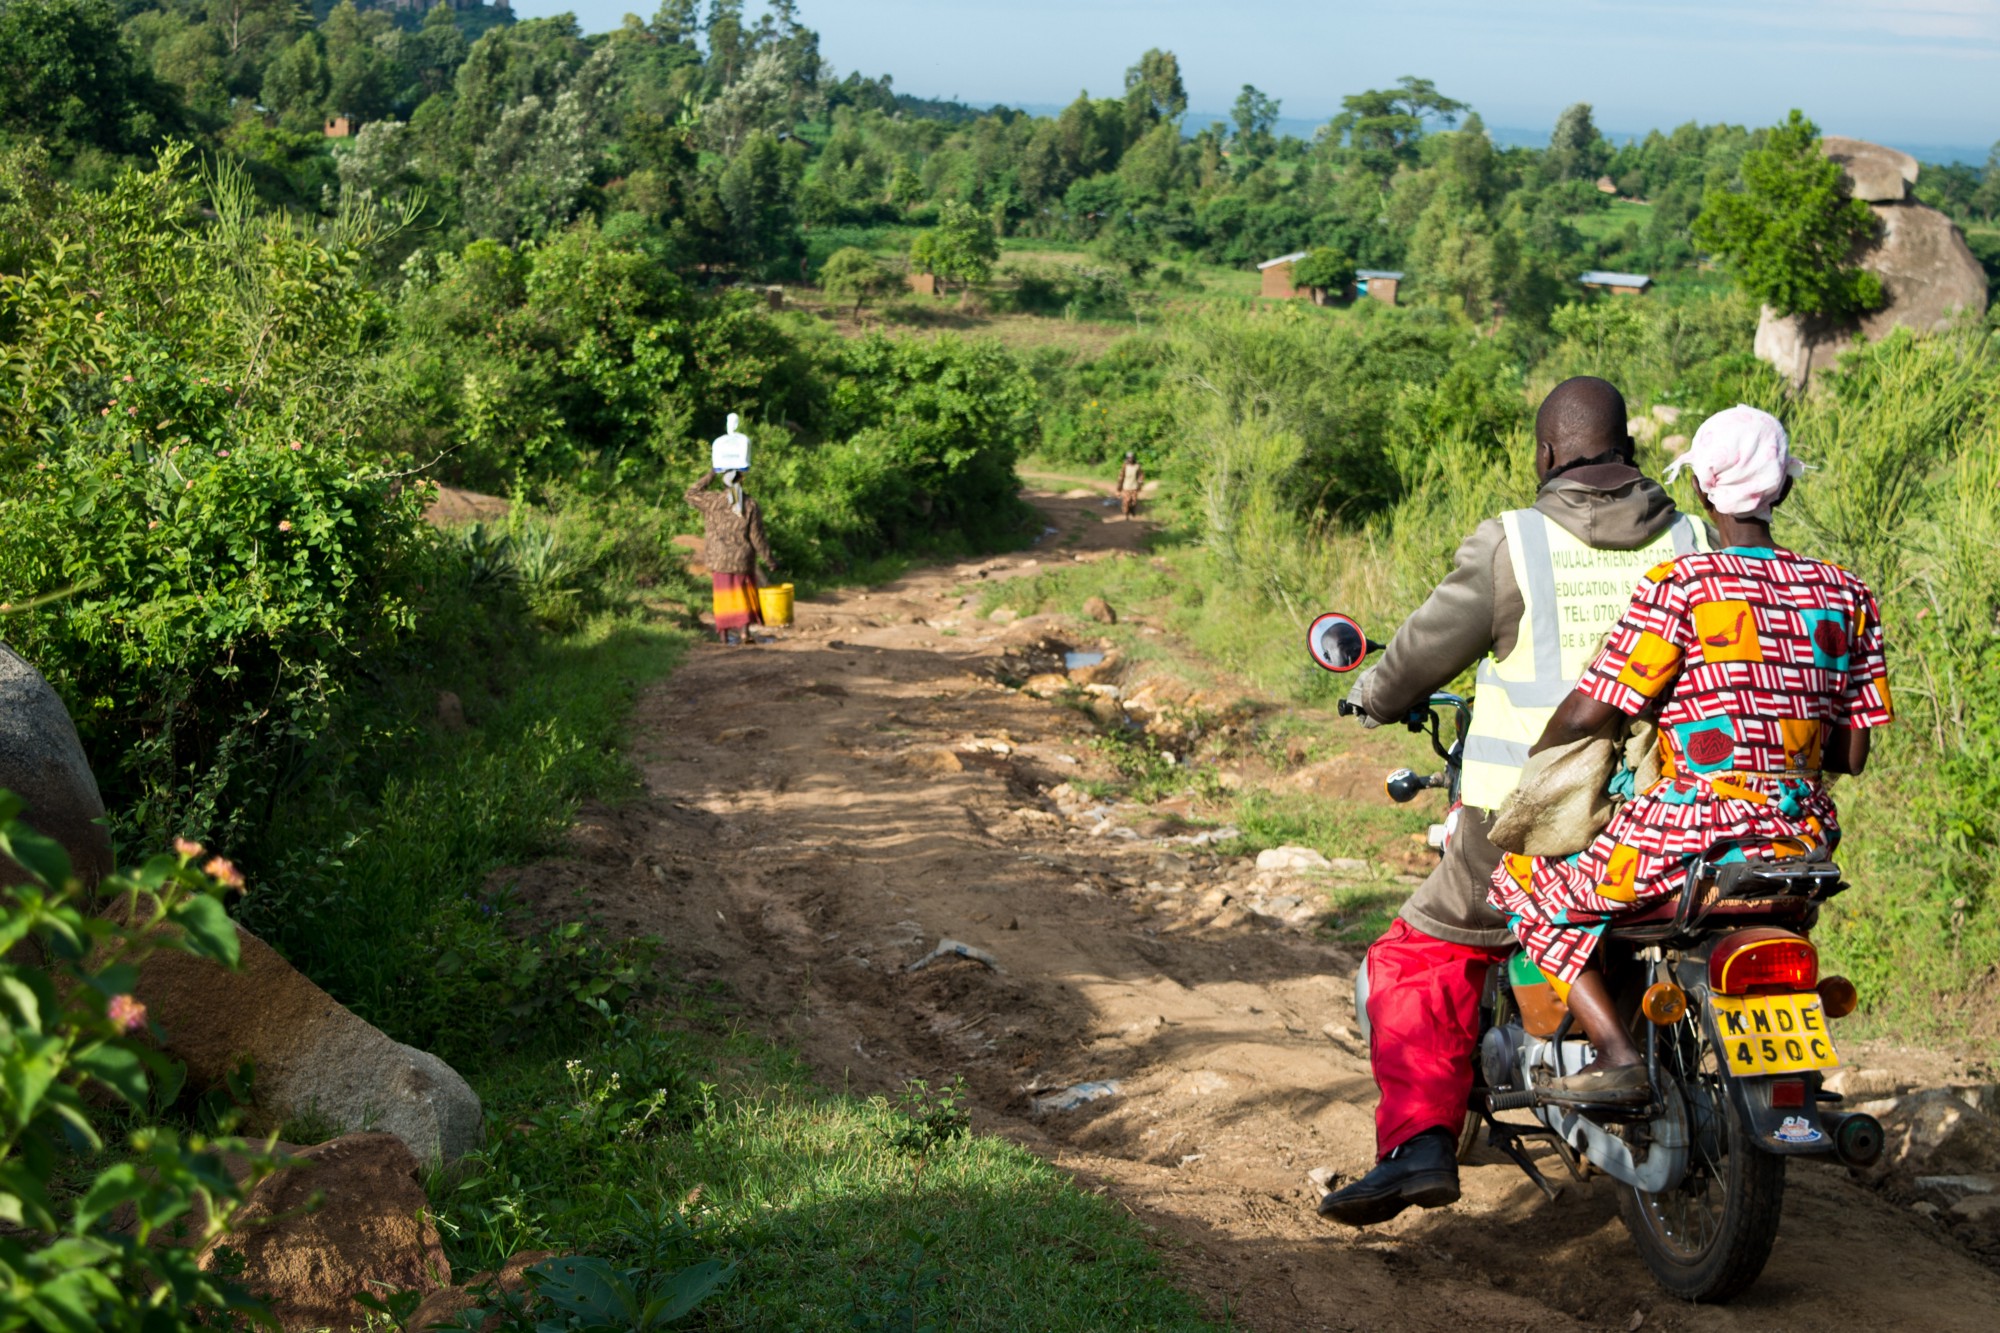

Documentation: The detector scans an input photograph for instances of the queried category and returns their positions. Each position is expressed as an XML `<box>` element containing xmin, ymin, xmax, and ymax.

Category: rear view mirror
<box><xmin>1308</xmin><ymin>612</ymin><xmax>1370</xmax><ymax>673</ymax></box>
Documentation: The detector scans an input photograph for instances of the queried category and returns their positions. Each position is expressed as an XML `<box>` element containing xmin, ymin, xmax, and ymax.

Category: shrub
<box><xmin>0</xmin><ymin>794</ymin><xmax>275</xmax><ymax>1331</ymax></box>
<box><xmin>0</xmin><ymin>147</ymin><xmax>435</xmax><ymax>844</ymax></box>
<box><xmin>818</xmin><ymin>245</ymin><xmax>894</xmax><ymax>315</ymax></box>
<box><xmin>1291</xmin><ymin>247</ymin><xmax>1356</xmax><ymax>296</ymax></box>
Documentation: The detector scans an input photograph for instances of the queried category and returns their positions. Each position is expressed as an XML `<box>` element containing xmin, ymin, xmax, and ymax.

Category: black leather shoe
<box><xmin>1317</xmin><ymin>1127</ymin><xmax>1461</xmax><ymax>1227</ymax></box>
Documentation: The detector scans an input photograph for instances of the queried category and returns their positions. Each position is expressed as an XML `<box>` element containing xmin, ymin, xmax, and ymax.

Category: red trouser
<box><xmin>1365</xmin><ymin>918</ymin><xmax>1512</xmax><ymax>1159</ymax></box>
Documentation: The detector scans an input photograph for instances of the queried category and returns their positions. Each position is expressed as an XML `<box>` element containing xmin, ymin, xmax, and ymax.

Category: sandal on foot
<box><xmin>1540</xmin><ymin>1062</ymin><xmax>1651</xmax><ymax>1106</ymax></box>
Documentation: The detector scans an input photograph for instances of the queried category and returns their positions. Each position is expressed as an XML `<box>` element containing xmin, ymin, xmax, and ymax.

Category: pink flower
<box><xmin>148</xmin><ymin>520</ymin><xmax>159</xmax><ymax>530</ymax></box>
<box><xmin>100</xmin><ymin>407</ymin><xmax>110</xmax><ymax>416</ymax></box>
<box><xmin>278</xmin><ymin>520</ymin><xmax>293</xmax><ymax>533</ymax></box>
<box><xmin>203</xmin><ymin>856</ymin><xmax>245</xmax><ymax>890</ymax></box>
<box><xmin>290</xmin><ymin>442</ymin><xmax>302</xmax><ymax>451</ymax></box>
<box><xmin>107</xmin><ymin>994</ymin><xmax>147</xmax><ymax>1033</ymax></box>
<box><xmin>173</xmin><ymin>837</ymin><xmax>204</xmax><ymax>859</ymax></box>
<box><xmin>217</xmin><ymin>450</ymin><xmax>230</xmax><ymax>458</ymax></box>
<box><xmin>127</xmin><ymin>407</ymin><xmax>136</xmax><ymax>416</ymax></box>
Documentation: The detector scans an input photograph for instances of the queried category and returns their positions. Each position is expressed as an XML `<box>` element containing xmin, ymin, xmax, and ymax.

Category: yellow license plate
<box><xmin>1710</xmin><ymin>993</ymin><xmax>1841</xmax><ymax>1076</ymax></box>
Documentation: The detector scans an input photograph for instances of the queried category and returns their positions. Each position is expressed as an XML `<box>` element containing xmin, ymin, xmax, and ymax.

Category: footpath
<box><xmin>510</xmin><ymin>487</ymin><xmax>2000</xmax><ymax>1331</ymax></box>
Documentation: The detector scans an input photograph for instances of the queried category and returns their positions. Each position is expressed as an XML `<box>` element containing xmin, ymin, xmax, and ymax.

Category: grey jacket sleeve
<box><xmin>1350</xmin><ymin>518</ymin><xmax>1506</xmax><ymax>723</ymax></box>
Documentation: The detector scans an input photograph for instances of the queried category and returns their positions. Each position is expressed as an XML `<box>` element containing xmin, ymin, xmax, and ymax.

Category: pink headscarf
<box><xmin>1664</xmin><ymin>404</ymin><xmax>1804</xmax><ymax>521</ymax></box>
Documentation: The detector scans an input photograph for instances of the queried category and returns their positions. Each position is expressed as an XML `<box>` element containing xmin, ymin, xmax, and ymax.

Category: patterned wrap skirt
<box><xmin>711</xmin><ymin>571</ymin><xmax>763</xmax><ymax>634</ymax></box>
<box><xmin>1488</xmin><ymin>772</ymin><xmax>1836</xmax><ymax>990</ymax></box>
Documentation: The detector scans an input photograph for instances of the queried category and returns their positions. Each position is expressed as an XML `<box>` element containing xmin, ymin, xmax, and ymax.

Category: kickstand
<box><xmin>1484</xmin><ymin>1113</ymin><xmax>1564</xmax><ymax>1202</ymax></box>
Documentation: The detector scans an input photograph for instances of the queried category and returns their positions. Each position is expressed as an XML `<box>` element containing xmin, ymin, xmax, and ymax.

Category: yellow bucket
<box><xmin>758</xmin><ymin>582</ymin><xmax>795</xmax><ymax>627</ymax></box>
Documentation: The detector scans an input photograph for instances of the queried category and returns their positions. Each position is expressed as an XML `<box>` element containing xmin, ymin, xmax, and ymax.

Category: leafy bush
<box><xmin>0</xmin><ymin>794</ymin><xmax>274</xmax><ymax>1331</ymax></box>
<box><xmin>1291</xmin><ymin>246</ymin><xmax>1356</xmax><ymax>294</ymax></box>
<box><xmin>817</xmin><ymin>245</ymin><xmax>894</xmax><ymax>315</ymax></box>
<box><xmin>0</xmin><ymin>147</ymin><xmax>435</xmax><ymax>844</ymax></box>
<box><xmin>388</xmin><ymin>222</ymin><xmax>817</xmax><ymax>492</ymax></box>
<box><xmin>748</xmin><ymin>333</ymin><xmax>1037</xmax><ymax>571</ymax></box>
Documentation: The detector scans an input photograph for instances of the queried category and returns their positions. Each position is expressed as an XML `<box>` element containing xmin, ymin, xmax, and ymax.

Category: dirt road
<box><xmin>531</xmin><ymin>489</ymin><xmax>2000</xmax><ymax>1331</ymax></box>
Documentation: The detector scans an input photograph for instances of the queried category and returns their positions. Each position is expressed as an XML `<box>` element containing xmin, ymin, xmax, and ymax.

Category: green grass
<box><xmin>1565</xmin><ymin>197</ymin><xmax>1654</xmax><ymax>242</ymax></box>
<box><xmin>242</xmin><ymin>612</ymin><xmax>694</xmax><ymax>1061</ymax></box>
<box><xmin>444</xmin><ymin>1011</ymin><xmax>1223</xmax><ymax>1331</ymax></box>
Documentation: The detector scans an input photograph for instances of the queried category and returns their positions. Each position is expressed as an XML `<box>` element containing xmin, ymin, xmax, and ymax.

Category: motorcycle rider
<box><xmin>1318</xmin><ymin>376</ymin><xmax>1711</xmax><ymax>1227</ymax></box>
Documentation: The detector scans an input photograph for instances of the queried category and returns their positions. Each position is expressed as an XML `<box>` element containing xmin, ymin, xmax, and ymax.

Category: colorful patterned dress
<box><xmin>1487</xmin><ymin>547</ymin><xmax>1893</xmax><ymax>986</ymax></box>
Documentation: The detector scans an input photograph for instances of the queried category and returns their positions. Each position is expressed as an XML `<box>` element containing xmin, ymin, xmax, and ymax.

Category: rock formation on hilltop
<box><xmin>1754</xmin><ymin>137</ymin><xmax>1989</xmax><ymax>386</ymax></box>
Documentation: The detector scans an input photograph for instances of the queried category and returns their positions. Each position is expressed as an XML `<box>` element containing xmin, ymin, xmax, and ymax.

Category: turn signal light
<box><xmin>1709</xmin><ymin>928</ymin><xmax>1819</xmax><ymax>995</ymax></box>
<box><xmin>1817</xmin><ymin>975</ymin><xmax>1859</xmax><ymax>1019</ymax></box>
<box><xmin>1641</xmin><ymin>981</ymin><xmax>1688</xmax><ymax>1025</ymax></box>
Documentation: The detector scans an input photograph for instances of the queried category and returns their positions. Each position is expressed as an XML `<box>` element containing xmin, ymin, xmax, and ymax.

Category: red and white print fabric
<box><xmin>1488</xmin><ymin>547</ymin><xmax>1892</xmax><ymax>985</ymax></box>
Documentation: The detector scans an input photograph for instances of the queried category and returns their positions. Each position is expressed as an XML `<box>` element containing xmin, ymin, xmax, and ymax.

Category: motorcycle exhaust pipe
<box><xmin>1821</xmin><ymin>1110</ymin><xmax>1885</xmax><ymax>1168</ymax></box>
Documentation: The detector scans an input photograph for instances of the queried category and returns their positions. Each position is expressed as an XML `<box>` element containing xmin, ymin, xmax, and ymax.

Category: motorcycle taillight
<box><xmin>1709</xmin><ymin>929</ymin><xmax>1819</xmax><ymax>995</ymax></box>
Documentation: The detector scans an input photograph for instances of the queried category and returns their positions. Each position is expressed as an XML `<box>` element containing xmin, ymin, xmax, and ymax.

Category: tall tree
<box><xmin>1230</xmin><ymin>84</ymin><xmax>1279</xmax><ymax>158</ymax></box>
<box><xmin>1122</xmin><ymin>47</ymin><xmax>1185</xmax><ymax>143</ymax></box>
<box><xmin>1328</xmin><ymin>75</ymin><xmax>1467</xmax><ymax>175</ymax></box>
<box><xmin>260</xmin><ymin>29</ymin><xmax>329</xmax><ymax>131</ymax></box>
<box><xmin>0</xmin><ymin>0</ymin><xmax>159</xmax><ymax>150</ymax></box>
<box><xmin>1693</xmin><ymin>109</ymin><xmax>1883</xmax><ymax>321</ymax></box>
<box><xmin>910</xmin><ymin>199</ymin><xmax>998</xmax><ymax>292</ymax></box>
<box><xmin>1547</xmin><ymin>102</ymin><xmax>1608</xmax><ymax>181</ymax></box>
<box><xmin>409</xmin><ymin>3</ymin><xmax>467</xmax><ymax>99</ymax></box>
<box><xmin>704</xmin><ymin>0</ymin><xmax>744</xmax><ymax>85</ymax></box>
<box><xmin>1974</xmin><ymin>139</ymin><xmax>2000</xmax><ymax>221</ymax></box>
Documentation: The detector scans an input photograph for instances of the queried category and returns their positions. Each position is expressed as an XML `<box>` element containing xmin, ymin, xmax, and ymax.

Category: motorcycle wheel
<box><xmin>1617</xmin><ymin>1006</ymin><xmax>1785</xmax><ymax>1303</ymax></box>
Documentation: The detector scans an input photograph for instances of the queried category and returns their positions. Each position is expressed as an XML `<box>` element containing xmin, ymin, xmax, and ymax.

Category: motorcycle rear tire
<box><xmin>1617</xmin><ymin>1015</ymin><xmax>1785</xmax><ymax>1302</ymax></box>
<box><xmin>1455</xmin><ymin>1107</ymin><xmax>1483</xmax><ymax>1162</ymax></box>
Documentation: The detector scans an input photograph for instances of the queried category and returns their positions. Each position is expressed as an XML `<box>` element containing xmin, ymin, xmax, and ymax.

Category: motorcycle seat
<box><xmin>1604</xmin><ymin>859</ymin><xmax>1843</xmax><ymax>943</ymax></box>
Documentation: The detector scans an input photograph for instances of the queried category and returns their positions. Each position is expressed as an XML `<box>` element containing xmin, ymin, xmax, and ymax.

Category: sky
<box><xmin>513</xmin><ymin>0</ymin><xmax>2000</xmax><ymax>162</ymax></box>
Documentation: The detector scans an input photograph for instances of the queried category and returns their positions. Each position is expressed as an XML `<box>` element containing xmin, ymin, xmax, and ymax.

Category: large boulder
<box><xmin>1858</xmin><ymin>1086</ymin><xmax>2000</xmax><ymax>1188</ymax></box>
<box><xmin>0</xmin><ymin>643</ymin><xmax>113</xmax><ymax>886</ymax></box>
<box><xmin>136</xmin><ymin>926</ymin><xmax>482</xmax><ymax>1163</ymax></box>
<box><xmin>1755</xmin><ymin>140</ymin><xmax>1989</xmax><ymax>386</ymax></box>
<box><xmin>1820</xmin><ymin>136</ymin><xmax>1918</xmax><ymax>202</ymax></box>
<box><xmin>204</xmin><ymin>1133</ymin><xmax>451</xmax><ymax>1332</ymax></box>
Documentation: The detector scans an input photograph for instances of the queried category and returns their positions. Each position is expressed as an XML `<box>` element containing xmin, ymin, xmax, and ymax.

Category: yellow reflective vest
<box><xmin>1459</xmin><ymin>508</ymin><xmax>1708</xmax><ymax>812</ymax></box>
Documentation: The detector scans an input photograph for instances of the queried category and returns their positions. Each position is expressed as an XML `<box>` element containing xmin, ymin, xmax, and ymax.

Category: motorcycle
<box><xmin>1306</xmin><ymin>611</ymin><xmax>1885</xmax><ymax>1303</ymax></box>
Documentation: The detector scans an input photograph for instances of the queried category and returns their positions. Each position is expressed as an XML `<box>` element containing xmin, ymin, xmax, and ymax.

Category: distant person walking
<box><xmin>1115</xmin><ymin>452</ymin><xmax>1145</xmax><ymax>519</ymax></box>
<box><xmin>686</xmin><ymin>466</ymin><xmax>777</xmax><ymax>646</ymax></box>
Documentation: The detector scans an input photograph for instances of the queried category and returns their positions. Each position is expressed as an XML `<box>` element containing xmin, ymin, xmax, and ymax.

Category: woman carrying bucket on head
<box><xmin>686</xmin><ymin>414</ymin><xmax>781</xmax><ymax>645</ymax></box>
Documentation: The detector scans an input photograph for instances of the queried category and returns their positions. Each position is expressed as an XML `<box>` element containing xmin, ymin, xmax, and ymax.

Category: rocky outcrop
<box><xmin>205</xmin><ymin>1133</ymin><xmax>451</xmax><ymax>1332</ymax></box>
<box><xmin>136</xmin><ymin>926</ymin><xmax>483</xmax><ymax>1163</ymax></box>
<box><xmin>0</xmin><ymin>643</ymin><xmax>113</xmax><ymax>887</ymax></box>
<box><xmin>1755</xmin><ymin>139</ymin><xmax>1989</xmax><ymax>386</ymax></box>
<box><xmin>1820</xmin><ymin>137</ymin><xmax>1918</xmax><ymax>203</ymax></box>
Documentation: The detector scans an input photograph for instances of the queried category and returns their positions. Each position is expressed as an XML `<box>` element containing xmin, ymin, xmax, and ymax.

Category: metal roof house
<box><xmin>1259</xmin><ymin>255</ymin><xmax>1403</xmax><ymax>306</ymax></box>
<box><xmin>1356</xmin><ymin>269</ymin><xmax>1404</xmax><ymax>306</ymax></box>
<box><xmin>1258</xmin><ymin>252</ymin><xmax>1310</xmax><ymax>299</ymax></box>
<box><xmin>1580</xmin><ymin>270</ymin><xmax>1653</xmax><ymax>295</ymax></box>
